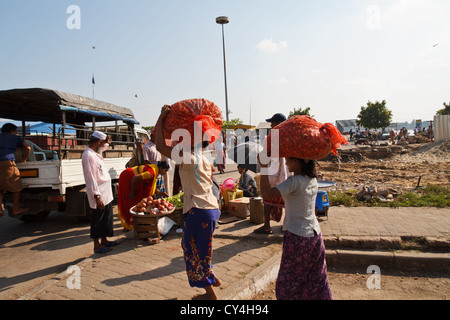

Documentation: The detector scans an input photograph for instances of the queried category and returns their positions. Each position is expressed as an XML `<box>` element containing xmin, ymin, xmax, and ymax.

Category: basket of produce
<box><xmin>130</xmin><ymin>197</ymin><xmax>177</xmax><ymax>241</ymax></box>
<box><xmin>165</xmin><ymin>192</ymin><xmax>184</xmax><ymax>226</ymax></box>
<box><xmin>165</xmin><ymin>192</ymin><xmax>184</xmax><ymax>210</ymax></box>
<box><xmin>130</xmin><ymin>197</ymin><xmax>176</xmax><ymax>217</ymax></box>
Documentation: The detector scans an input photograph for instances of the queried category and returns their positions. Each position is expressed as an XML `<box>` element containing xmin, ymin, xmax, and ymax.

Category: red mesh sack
<box><xmin>265</xmin><ymin>115</ymin><xmax>348</xmax><ymax>160</ymax></box>
<box><xmin>163</xmin><ymin>99</ymin><xmax>223</xmax><ymax>145</ymax></box>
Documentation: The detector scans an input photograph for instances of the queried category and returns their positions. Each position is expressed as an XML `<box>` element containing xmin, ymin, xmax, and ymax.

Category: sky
<box><xmin>1</xmin><ymin>0</ymin><xmax>449</xmax><ymax>127</ymax></box>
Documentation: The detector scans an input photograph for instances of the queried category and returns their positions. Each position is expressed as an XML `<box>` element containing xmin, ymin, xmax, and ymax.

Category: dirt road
<box><xmin>253</xmin><ymin>267</ymin><xmax>450</xmax><ymax>300</ymax></box>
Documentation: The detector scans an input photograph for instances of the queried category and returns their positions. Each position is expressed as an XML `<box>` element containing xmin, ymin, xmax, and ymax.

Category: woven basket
<box><xmin>250</xmin><ymin>197</ymin><xmax>265</xmax><ymax>225</ymax></box>
<box><xmin>167</xmin><ymin>208</ymin><xmax>184</xmax><ymax>227</ymax></box>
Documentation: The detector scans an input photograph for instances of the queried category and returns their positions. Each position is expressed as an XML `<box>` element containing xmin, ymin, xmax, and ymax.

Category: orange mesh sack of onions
<box><xmin>163</xmin><ymin>98</ymin><xmax>223</xmax><ymax>146</ymax></box>
<box><xmin>265</xmin><ymin>115</ymin><xmax>349</xmax><ymax>160</ymax></box>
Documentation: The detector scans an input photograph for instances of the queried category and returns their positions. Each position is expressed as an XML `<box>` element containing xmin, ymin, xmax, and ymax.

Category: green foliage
<box><xmin>328</xmin><ymin>185</ymin><xmax>449</xmax><ymax>208</ymax></box>
<box><xmin>289</xmin><ymin>107</ymin><xmax>313</xmax><ymax>119</ymax></box>
<box><xmin>436</xmin><ymin>102</ymin><xmax>450</xmax><ymax>115</ymax></box>
<box><xmin>328</xmin><ymin>191</ymin><xmax>358</xmax><ymax>207</ymax></box>
<box><xmin>142</xmin><ymin>126</ymin><xmax>154</xmax><ymax>132</ymax></box>
<box><xmin>222</xmin><ymin>118</ymin><xmax>243</xmax><ymax>130</ymax></box>
<box><xmin>391</xmin><ymin>185</ymin><xmax>450</xmax><ymax>208</ymax></box>
<box><xmin>356</xmin><ymin>100</ymin><xmax>393</xmax><ymax>129</ymax></box>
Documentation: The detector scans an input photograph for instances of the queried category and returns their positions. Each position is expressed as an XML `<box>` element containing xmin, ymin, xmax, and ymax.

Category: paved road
<box><xmin>0</xmin><ymin>161</ymin><xmax>239</xmax><ymax>300</ymax></box>
<box><xmin>0</xmin><ymin>209</ymin><xmax>123</xmax><ymax>300</ymax></box>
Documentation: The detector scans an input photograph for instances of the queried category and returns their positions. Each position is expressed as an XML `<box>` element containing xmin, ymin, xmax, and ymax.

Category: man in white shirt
<box><xmin>82</xmin><ymin>131</ymin><xmax>117</xmax><ymax>254</ymax></box>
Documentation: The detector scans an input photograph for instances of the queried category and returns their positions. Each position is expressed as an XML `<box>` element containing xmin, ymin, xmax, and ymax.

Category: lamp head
<box><xmin>216</xmin><ymin>16</ymin><xmax>230</xmax><ymax>25</ymax></box>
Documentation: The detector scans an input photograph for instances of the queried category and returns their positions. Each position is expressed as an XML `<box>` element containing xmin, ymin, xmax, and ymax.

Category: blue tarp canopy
<box><xmin>25</xmin><ymin>122</ymin><xmax>76</xmax><ymax>135</ymax></box>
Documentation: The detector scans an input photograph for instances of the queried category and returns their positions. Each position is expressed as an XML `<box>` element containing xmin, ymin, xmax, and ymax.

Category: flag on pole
<box><xmin>92</xmin><ymin>74</ymin><xmax>95</xmax><ymax>100</ymax></box>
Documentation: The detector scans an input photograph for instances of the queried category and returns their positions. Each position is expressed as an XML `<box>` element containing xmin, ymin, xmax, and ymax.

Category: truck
<box><xmin>0</xmin><ymin>88</ymin><xmax>150</xmax><ymax>221</ymax></box>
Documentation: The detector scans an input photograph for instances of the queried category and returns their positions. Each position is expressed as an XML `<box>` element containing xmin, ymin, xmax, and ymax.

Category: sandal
<box><xmin>94</xmin><ymin>246</ymin><xmax>113</xmax><ymax>254</ymax></box>
<box><xmin>253</xmin><ymin>227</ymin><xmax>273</xmax><ymax>235</ymax></box>
<box><xmin>8</xmin><ymin>211</ymin><xmax>24</xmax><ymax>220</ymax></box>
<box><xmin>106</xmin><ymin>241</ymin><xmax>119</xmax><ymax>247</ymax></box>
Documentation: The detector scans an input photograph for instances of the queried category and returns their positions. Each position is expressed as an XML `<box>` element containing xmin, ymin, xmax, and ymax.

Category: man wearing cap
<box><xmin>82</xmin><ymin>131</ymin><xmax>118</xmax><ymax>254</ymax></box>
<box><xmin>254</xmin><ymin>113</ymin><xmax>289</xmax><ymax>234</ymax></box>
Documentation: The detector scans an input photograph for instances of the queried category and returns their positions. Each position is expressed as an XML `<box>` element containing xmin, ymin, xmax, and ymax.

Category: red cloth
<box><xmin>117</xmin><ymin>165</ymin><xmax>156</xmax><ymax>230</ymax></box>
<box><xmin>263</xmin><ymin>197</ymin><xmax>285</xmax><ymax>223</ymax></box>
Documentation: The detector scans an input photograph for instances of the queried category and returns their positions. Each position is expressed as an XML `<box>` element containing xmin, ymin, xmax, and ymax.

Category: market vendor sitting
<box><xmin>117</xmin><ymin>161</ymin><xmax>170</xmax><ymax>231</ymax></box>
<box><xmin>237</xmin><ymin>164</ymin><xmax>258</xmax><ymax>197</ymax></box>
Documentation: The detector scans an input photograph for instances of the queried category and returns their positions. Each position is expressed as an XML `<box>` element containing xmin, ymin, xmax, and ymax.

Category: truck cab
<box><xmin>0</xmin><ymin>88</ymin><xmax>150</xmax><ymax>221</ymax></box>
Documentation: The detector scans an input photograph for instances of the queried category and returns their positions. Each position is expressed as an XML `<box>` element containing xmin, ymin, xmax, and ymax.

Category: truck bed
<box><xmin>17</xmin><ymin>157</ymin><xmax>130</xmax><ymax>195</ymax></box>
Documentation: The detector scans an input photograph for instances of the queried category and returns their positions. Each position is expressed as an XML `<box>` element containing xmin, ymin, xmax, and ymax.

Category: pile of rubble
<box><xmin>355</xmin><ymin>185</ymin><xmax>401</xmax><ymax>202</ymax></box>
<box><xmin>407</xmin><ymin>134</ymin><xmax>432</xmax><ymax>144</ymax></box>
<box><xmin>396</xmin><ymin>134</ymin><xmax>433</xmax><ymax>145</ymax></box>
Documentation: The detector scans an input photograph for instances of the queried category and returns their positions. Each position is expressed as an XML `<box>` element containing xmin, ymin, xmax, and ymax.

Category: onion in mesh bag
<box><xmin>163</xmin><ymin>98</ymin><xmax>223</xmax><ymax>146</ymax></box>
<box><xmin>265</xmin><ymin>115</ymin><xmax>348</xmax><ymax>160</ymax></box>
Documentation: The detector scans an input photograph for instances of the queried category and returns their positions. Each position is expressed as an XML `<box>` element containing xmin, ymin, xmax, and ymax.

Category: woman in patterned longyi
<box><xmin>155</xmin><ymin>103</ymin><xmax>222</xmax><ymax>300</ymax></box>
<box><xmin>258</xmin><ymin>156</ymin><xmax>332</xmax><ymax>300</ymax></box>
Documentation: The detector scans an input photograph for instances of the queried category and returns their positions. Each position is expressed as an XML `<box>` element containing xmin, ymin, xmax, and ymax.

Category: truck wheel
<box><xmin>76</xmin><ymin>193</ymin><xmax>92</xmax><ymax>223</ymax></box>
<box><xmin>20</xmin><ymin>211</ymin><xmax>50</xmax><ymax>222</ymax></box>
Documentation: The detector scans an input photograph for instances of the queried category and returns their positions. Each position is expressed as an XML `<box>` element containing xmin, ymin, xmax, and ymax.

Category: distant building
<box><xmin>335</xmin><ymin>119</ymin><xmax>357</xmax><ymax>134</ymax></box>
<box><xmin>256</xmin><ymin>122</ymin><xmax>271</xmax><ymax>130</ymax></box>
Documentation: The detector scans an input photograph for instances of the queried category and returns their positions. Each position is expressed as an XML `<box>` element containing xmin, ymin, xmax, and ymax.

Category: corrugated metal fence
<box><xmin>434</xmin><ymin>115</ymin><xmax>450</xmax><ymax>141</ymax></box>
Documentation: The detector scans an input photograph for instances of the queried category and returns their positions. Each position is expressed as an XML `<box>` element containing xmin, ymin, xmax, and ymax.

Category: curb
<box><xmin>218</xmin><ymin>251</ymin><xmax>282</xmax><ymax>300</ymax></box>
<box><xmin>221</xmin><ymin>249</ymin><xmax>450</xmax><ymax>300</ymax></box>
<box><xmin>323</xmin><ymin>235</ymin><xmax>450</xmax><ymax>251</ymax></box>
<box><xmin>326</xmin><ymin>249</ymin><xmax>450</xmax><ymax>272</ymax></box>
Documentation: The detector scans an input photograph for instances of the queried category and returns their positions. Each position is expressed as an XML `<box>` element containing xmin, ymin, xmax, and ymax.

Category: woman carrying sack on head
<box><xmin>155</xmin><ymin>100</ymin><xmax>223</xmax><ymax>300</ymax></box>
<box><xmin>258</xmin><ymin>115</ymin><xmax>347</xmax><ymax>300</ymax></box>
<box><xmin>258</xmin><ymin>156</ymin><xmax>333</xmax><ymax>300</ymax></box>
<box><xmin>117</xmin><ymin>161</ymin><xmax>170</xmax><ymax>231</ymax></box>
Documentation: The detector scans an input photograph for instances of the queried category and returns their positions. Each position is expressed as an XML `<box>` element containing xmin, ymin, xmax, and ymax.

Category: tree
<box><xmin>142</xmin><ymin>126</ymin><xmax>154</xmax><ymax>132</ymax></box>
<box><xmin>289</xmin><ymin>107</ymin><xmax>314</xmax><ymax>118</ymax></box>
<box><xmin>436</xmin><ymin>102</ymin><xmax>450</xmax><ymax>115</ymax></box>
<box><xmin>356</xmin><ymin>100</ymin><xmax>392</xmax><ymax>130</ymax></box>
<box><xmin>222</xmin><ymin>118</ymin><xmax>243</xmax><ymax>130</ymax></box>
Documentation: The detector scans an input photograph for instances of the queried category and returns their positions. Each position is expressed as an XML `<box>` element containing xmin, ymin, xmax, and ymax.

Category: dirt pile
<box><xmin>399</xmin><ymin>140</ymin><xmax>450</xmax><ymax>163</ymax></box>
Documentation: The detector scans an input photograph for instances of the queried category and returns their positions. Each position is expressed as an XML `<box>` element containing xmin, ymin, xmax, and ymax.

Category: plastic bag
<box><xmin>158</xmin><ymin>217</ymin><xmax>176</xmax><ymax>236</ymax></box>
<box><xmin>265</xmin><ymin>115</ymin><xmax>348</xmax><ymax>160</ymax></box>
<box><xmin>163</xmin><ymin>99</ymin><xmax>223</xmax><ymax>145</ymax></box>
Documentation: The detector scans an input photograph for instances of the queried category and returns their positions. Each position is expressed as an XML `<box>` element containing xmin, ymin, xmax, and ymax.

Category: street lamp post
<box><xmin>216</xmin><ymin>16</ymin><xmax>230</xmax><ymax>123</ymax></box>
